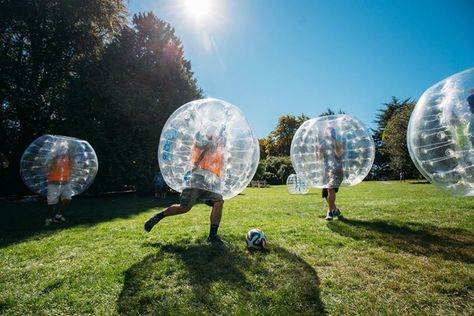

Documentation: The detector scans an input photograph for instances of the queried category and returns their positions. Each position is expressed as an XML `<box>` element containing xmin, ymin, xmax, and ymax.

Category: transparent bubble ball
<box><xmin>158</xmin><ymin>98</ymin><xmax>260</xmax><ymax>200</ymax></box>
<box><xmin>20</xmin><ymin>135</ymin><xmax>99</xmax><ymax>196</ymax></box>
<box><xmin>286</xmin><ymin>174</ymin><xmax>309</xmax><ymax>194</ymax></box>
<box><xmin>407</xmin><ymin>67</ymin><xmax>474</xmax><ymax>196</ymax></box>
<box><xmin>291</xmin><ymin>114</ymin><xmax>375</xmax><ymax>188</ymax></box>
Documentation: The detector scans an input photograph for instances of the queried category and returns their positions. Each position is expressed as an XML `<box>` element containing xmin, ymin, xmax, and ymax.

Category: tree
<box><xmin>60</xmin><ymin>12</ymin><xmax>202</xmax><ymax>193</ymax></box>
<box><xmin>0</xmin><ymin>0</ymin><xmax>127</xmax><ymax>194</ymax></box>
<box><xmin>381</xmin><ymin>103</ymin><xmax>420</xmax><ymax>178</ymax></box>
<box><xmin>263</xmin><ymin>114</ymin><xmax>308</xmax><ymax>157</ymax></box>
<box><xmin>371</xmin><ymin>97</ymin><xmax>414</xmax><ymax>179</ymax></box>
<box><xmin>319</xmin><ymin>107</ymin><xmax>345</xmax><ymax>116</ymax></box>
<box><xmin>259</xmin><ymin>138</ymin><xmax>269</xmax><ymax>159</ymax></box>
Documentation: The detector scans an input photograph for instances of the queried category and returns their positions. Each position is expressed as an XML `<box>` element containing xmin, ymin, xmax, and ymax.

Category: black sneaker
<box><xmin>144</xmin><ymin>215</ymin><xmax>161</xmax><ymax>232</ymax></box>
<box><xmin>333</xmin><ymin>208</ymin><xmax>342</xmax><ymax>218</ymax></box>
<box><xmin>206</xmin><ymin>234</ymin><xmax>224</xmax><ymax>243</ymax></box>
<box><xmin>325</xmin><ymin>210</ymin><xmax>334</xmax><ymax>221</ymax></box>
<box><xmin>53</xmin><ymin>214</ymin><xmax>67</xmax><ymax>223</ymax></box>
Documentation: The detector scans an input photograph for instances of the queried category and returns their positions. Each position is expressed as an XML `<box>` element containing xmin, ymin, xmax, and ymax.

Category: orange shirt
<box><xmin>48</xmin><ymin>156</ymin><xmax>72</xmax><ymax>183</ymax></box>
<box><xmin>191</xmin><ymin>144</ymin><xmax>222</xmax><ymax>177</ymax></box>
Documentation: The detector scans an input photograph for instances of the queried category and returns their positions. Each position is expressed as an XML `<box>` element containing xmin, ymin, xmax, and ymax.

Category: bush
<box><xmin>253</xmin><ymin>156</ymin><xmax>295</xmax><ymax>184</ymax></box>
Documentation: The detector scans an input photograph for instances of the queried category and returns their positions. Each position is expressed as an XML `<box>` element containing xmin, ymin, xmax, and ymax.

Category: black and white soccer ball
<box><xmin>246</xmin><ymin>228</ymin><xmax>266</xmax><ymax>249</ymax></box>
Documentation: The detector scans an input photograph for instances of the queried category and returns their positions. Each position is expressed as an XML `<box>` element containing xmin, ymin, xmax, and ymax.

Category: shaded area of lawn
<box><xmin>328</xmin><ymin>217</ymin><xmax>474</xmax><ymax>263</ymax></box>
<box><xmin>0</xmin><ymin>194</ymin><xmax>179</xmax><ymax>248</ymax></box>
<box><xmin>118</xmin><ymin>241</ymin><xmax>326</xmax><ymax>315</ymax></box>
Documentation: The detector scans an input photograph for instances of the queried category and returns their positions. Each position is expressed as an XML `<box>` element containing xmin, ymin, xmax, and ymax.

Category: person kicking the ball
<box><xmin>144</xmin><ymin>126</ymin><xmax>225</xmax><ymax>243</ymax></box>
<box><xmin>316</xmin><ymin>127</ymin><xmax>344</xmax><ymax>221</ymax></box>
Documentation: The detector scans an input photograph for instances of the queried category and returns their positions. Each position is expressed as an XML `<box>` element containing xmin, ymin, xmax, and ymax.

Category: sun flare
<box><xmin>184</xmin><ymin>0</ymin><xmax>212</xmax><ymax>21</ymax></box>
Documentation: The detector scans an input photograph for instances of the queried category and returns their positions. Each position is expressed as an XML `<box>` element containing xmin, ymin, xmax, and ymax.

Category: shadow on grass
<box><xmin>118</xmin><ymin>240</ymin><xmax>326</xmax><ymax>315</ymax></box>
<box><xmin>409</xmin><ymin>180</ymin><xmax>431</xmax><ymax>184</ymax></box>
<box><xmin>0</xmin><ymin>195</ymin><xmax>179</xmax><ymax>248</ymax></box>
<box><xmin>328</xmin><ymin>218</ymin><xmax>474</xmax><ymax>263</ymax></box>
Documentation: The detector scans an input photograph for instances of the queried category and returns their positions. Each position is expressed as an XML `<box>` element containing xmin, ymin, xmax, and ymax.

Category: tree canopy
<box><xmin>370</xmin><ymin>97</ymin><xmax>415</xmax><ymax>179</ymax></box>
<box><xmin>261</xmin><ymin>114</ymin><xmax>308</xmax><ymax>157</ymax></box>
<box><xmin>0</xmin><ymin>2</ymin><xmax>201</xmax><ymax>195</ymax></box>
<box><xmin>381</xmin><ymin>102</ymin><xmax>419</xmax><ymax>177</ymax></box>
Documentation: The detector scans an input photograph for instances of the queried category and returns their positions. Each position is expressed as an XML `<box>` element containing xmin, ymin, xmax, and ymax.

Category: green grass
<box><xmin>0</xmin><ymin>181</ymin><xmax>473</xmax><ymax>315</ymax></box>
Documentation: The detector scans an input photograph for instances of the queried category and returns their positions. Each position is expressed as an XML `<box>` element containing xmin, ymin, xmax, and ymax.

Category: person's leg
<box><xmin>144</xmin><ymin>203</ymin><xmax>192</xmax><ymax>232</ymax></box>
<box><xmin>163</xmin><ymin>204</ymin><xmax>192</xmax><ymax>216</ymax></box>
<box><xmin>325</xmin><ymin>188</ymin><xmax>337</xmax><ymax>220</ymax></box>
<box><xmin>144</xmin><ymin>189</ymin><xmax>197</xmax><ymax>232</ymax></box>
<box><xmin>45</xmin><ymin>202</ymin><xmax>57</xmax><ymax>226</ymax></box>
<box><xmin>327</xmin><ymin>188</ymin><xmax>336</xmax><ymax>210</ymax></box>
<box><xmin>55</xmin><ymin>183</ymin><xmax>73</xmax><ymax>222</ymax></box>
<box><xmin>46</xmin><ymin>184</ymin><xmax>59</xmax><ymax>225</ymax></box>
<box><xmin>210</xmin><ymin>200</ymin><xmax>223</xmax><ymax>225</ymax></box>
<box><xmin>58</xmin><ymin>199</ymin><xmax>71</xmax><ymax>214</ymax></box>
<box><xmin>208</xmin><ymin>200</ymin><xmax>224</xmax><ymax>242</ymax></box>
<box><xmin>52</xmin><ymin>198</ymin><xmax>70</xmax><ymax>223</ymax></box>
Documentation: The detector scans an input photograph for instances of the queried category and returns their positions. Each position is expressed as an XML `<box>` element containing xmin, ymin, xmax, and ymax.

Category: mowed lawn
<box><xmin>0</xmin><ymin>181</ymin><xmax>473</xmax><ymax>315</ymax></box>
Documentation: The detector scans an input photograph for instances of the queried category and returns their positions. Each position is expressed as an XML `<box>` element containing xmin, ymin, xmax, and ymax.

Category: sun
<box><xmin>183</xmin><ymin>0</ymin><xmax>212</xmax><ymax>21</ymax></box>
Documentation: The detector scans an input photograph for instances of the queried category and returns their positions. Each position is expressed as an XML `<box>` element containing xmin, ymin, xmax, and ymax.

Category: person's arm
<box><xmin>334</xmin><ymin>141</ymin><xmax>343</xmax><ymax>158</ymax></box>
<box><xmin>315</xmin><ymin>144</ymin><xmax>320</xmax><ymax>160</ymax></box>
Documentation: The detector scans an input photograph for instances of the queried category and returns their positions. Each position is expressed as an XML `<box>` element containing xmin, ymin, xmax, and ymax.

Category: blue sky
<box><xmin>128</xmin><ymin>0</ymin><xmax>474</xmax><ymax>137</ymax></box>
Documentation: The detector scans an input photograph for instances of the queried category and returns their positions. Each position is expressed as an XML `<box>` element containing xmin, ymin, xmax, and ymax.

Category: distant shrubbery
<box><xmin>254</xmin><ymin>156</ymin><xmax>294</xmax><ymax>185</ymax></box>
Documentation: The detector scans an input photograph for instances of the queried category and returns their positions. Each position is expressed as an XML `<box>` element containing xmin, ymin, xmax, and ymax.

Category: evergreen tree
<box><xmin>61</xmin><ymin>12</ymin><xmax>202</xmax><ymax>192</ymax></box>
<box><xmin>371</xmin><ymin>97</ymin><xmax>413</xmax><ymax>179</ymax></box>
<box><xmin>0</xmin><ymin>0</ymin><xmax>126</xmax><ymax>194</ymax></box>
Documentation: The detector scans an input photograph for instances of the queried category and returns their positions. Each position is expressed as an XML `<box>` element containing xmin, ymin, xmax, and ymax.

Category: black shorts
<box><xmin>322</xmin><ymin>188</ymin><xmax>339</xmax><ymax>198</ymax></box>
<box><xmin>180</xmin><ymin>188</ymin><xmax>223</xmax><ymax>209</ymax></box>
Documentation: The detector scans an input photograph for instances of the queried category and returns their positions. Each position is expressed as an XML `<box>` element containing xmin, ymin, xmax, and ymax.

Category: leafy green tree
<box><xmin>0</xmin><ymin>0</ymin><xmax>126</xmax><ymax>194</ymax></box>
<box><xmin>259</xmin><ymin>138</ymin><xmax>269</xmax><ymax>160</ymax></box>
<box><xmin>371</xmin><ymin>97</ymin><xmax>414</xmax><ymax>179</ymax></box>
<box><xmin>263</xmin><ymin>114</ymin><xmax>309</xmax><ymax>157</ymax></box>
<box><xmin>381</xmin><ymin>103</ymin><xmax>420</xmax><ymax>178</ymax></box>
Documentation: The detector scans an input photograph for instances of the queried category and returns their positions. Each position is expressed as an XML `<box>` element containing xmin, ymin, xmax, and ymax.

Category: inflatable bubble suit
<box><xmin>407</xmin><ymin>67</ymin><xmax>474</xmax><ymax>196</ymax></box>
<box><xmin>291</xmin><ymin>115</ymin><xmax>375</xmax><ymax>188</ymax></box>
<box><xmin>20</xmin><ymin>135</ymin><xmax>98</xmax><ymax>196</ymax></box>
<box><xmin>286</xmin><ymin>174</ymin><xmax>309</xmax><ymax>194</ymax></box>
<box><xmin>158</xmin><ymin>98</ymin><xmax>259</xmax><ymax>200</ymax></box>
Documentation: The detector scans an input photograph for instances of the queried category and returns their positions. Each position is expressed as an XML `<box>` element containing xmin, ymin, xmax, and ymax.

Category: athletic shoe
<box><xmin>144</xmin><ymin>215</ymin><xmax>161</xmax><ymax>232</ymax></box>
<box><xmin>53</xmin><ymin>214</ymin><xmax>67</xmax><ymax>223</ymax></box>
<box><xmin>325</xmin><ymin>210</ymin><xmax>334</xmax><ymax>221</ymax></box>
<box><xmin>333</xmin><ymin>208</ymin><xmax>341</xmax><ymax>218</ymax></box>
<box><xmin>45</xmin><ymin>218</ymin><xmax>53</xmax><ymax>227</ymax></box>
<box><xmin>206</xmin><ymin>234</ymin><xmax>224</xmax><ymax>243</ymax></box>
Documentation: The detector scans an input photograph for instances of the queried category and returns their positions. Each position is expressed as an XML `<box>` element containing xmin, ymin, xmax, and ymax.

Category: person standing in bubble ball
<box><xmin>145</xmin><ymin>125</ymin><xmax>226</xmax><ymax>243</ymax></box>
<box><xmin>467</xmin><ymin>89</ymin><xmax>474</xmax><ymax>144</ymax></box>
<box><xmin>45</xmin><ymin>143</ymin><xmax>74</xmax><ymax>226</ymax></box>
<box><xmin>316</xmin><ymin>127</ymin><xmax>344</xmax><ymax>221</ymax></box>
<box><xmin>450</xmin><ymin>89</ymin><xmax>474</xmax><ymax>161</ymax></box>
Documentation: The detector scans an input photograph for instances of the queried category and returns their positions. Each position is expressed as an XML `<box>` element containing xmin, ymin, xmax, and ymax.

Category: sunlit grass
<box><xmin>0</xmin><ymin>181</ymin><xmax>473</xmax><ymax>315</ymax></box>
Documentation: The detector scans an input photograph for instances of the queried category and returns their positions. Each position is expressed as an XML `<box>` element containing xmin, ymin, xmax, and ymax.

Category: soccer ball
<box><xmin>246</xmin><ymin>228</ymin><xmax>266</xmax><ymax>249</ymax></box>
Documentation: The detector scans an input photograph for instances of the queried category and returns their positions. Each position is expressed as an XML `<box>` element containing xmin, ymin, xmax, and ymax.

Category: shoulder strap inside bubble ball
<box><xmin>194</xmin><ymin>146</ymin><xmax>210</xmax><ymax>167</ymax></box>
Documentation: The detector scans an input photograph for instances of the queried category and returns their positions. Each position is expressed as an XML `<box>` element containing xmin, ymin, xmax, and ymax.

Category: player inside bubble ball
<box><xmin>315</xmin><ymin>127</ymin><xmax>344</xmax><ymax>220</ymax></box>
<box><xmin>449</xmin><ymin>89</ymin><xmax>474</xmax><ymax>156</ymax></box>
<box><xmin>45</xmin><ymin>143</ymin><xmax>73</xmax><ymax>226</ymax></box>
<box><xmin>145</xmin><ymin>125</ymin><xmax>226</xmax><ymax>243</ymax></box>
